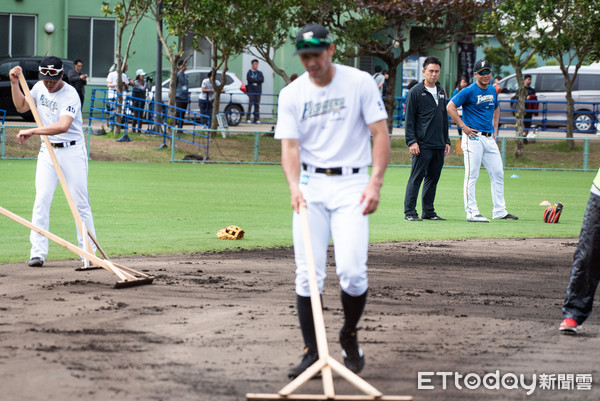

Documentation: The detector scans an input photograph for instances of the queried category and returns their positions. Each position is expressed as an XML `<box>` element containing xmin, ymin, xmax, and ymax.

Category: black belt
<box><xmin>479</xmin><ymin>132</ymin><xmax>493</xmax><ymax>137</ymax></box>
<box><xmin>302</xmin><ymin>163</ymin><xmax>360</xmax><ymax>176</ymax></box>
<box><xmin>50</xmin><ymin>141</ymin><xmax>77</xmax><ymax>148</ymax></box>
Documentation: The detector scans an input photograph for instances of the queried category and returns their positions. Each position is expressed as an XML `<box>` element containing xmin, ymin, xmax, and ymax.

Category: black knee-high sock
<box><xmin>341</xmin><ymin>290</ymin><xmax>367</xmax><ymax>333</ymax></box>
<box><xmin>297</xmin><ymin>295</ymin><xmax>317</xmax><ymax>353</ymax></box>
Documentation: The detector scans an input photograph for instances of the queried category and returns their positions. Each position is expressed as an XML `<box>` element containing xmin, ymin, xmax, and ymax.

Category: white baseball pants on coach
<box><xmin>461</xmin><ymin>135</ymin><xmax>507</xmax><ymax>219</ymax></box>
<box><xmin>30</xmin><ymin>142</ymin><xmax>97</xmax><ymax>260</ymax></box>
<box><xmin>292</xmin><ymin>169</ymin><xmax>370</xmax><ymax>298</ymax></box>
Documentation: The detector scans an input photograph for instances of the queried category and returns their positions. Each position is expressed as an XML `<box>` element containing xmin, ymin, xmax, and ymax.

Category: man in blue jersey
<box><xmin>447</xmin><ymin>59</ymin><xmax>518</xmax><ymax>223</ymax></box>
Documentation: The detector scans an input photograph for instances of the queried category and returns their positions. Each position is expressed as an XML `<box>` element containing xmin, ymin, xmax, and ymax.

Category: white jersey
<box><xmin>30</xmin><ymin>81</ymin><xmax>84</xmax><ymax>144</ymax></box>
<box><xmin>106</xmin><ymin>71</ymin><xmax>129</xmax><ymax>87</ymax></box>
<box><xmin>275</xmin><ymin>64</ymin><xmax>387</xmax><ymax>168</ymax></box>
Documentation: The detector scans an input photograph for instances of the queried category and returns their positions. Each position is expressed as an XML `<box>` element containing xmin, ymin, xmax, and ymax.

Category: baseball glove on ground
<box><xmin>217</xmin><ymin>225</ymin><xmax>245</xmax><ymax>240</ymax></box>
<box><xmin>544</xmin><ymin>202</ymin><xmax>563</xmax><ymax>223</ymax></box>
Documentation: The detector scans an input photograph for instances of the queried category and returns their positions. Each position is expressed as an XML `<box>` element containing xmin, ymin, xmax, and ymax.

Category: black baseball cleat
<box><xmin>500</xmin><ymin>213</ymin><xmax>519</xmax><ymax>220</ymax></box>
<box><xmin>422</xmin><ymin>215</ymin><xmax>446</xmax><ymax>221</ymax></box>
<box><xmin>404</xmin><ymin>215</ymin><xmax>422</xmax><ymax>221</ymax></box>
<box><xmin>27</xmin><ymin>257</ymin><xmax>44</xmax><ymax>267</ymax></box>
<box><xmin>287</xmin><ymin>347</ymin><xmax>319</xmax><ymax>379</ymax></box>
<box><xmin>339</xmin><ymin>330</ymin><xmax>365</xmax><ymax>374</ymax></box>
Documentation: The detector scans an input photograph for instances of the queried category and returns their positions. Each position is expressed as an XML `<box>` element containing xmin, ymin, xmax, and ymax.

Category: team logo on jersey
<box><xmin>301</xmin><ymin>98</ymin><xmax>345</xmax><ymax>120</ymax></box>
<box><xmin>476</xmin><ymin>94</ymin><xmax>495</xmax><ymax>105</ymax></box>
<box><xmin>39</xmin><ymin>94</ymin><xmax>59</xmax><ymax>112</ymax></box>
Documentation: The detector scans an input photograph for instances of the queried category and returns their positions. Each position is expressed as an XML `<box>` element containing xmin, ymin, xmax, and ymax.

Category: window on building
<box><xmin>0</xmin><ymin>14</ymin><xmax>37</xmax><ymax>58</ymax></box>
<box><xmin>68</xmin><ymin>17</ymin><xmax>116</xmax><ymax>78</ymax></box>
<box><xmin>183</xmin><ymin>34</ymin><xmax>212</xmax><ymax>68</ymax></box>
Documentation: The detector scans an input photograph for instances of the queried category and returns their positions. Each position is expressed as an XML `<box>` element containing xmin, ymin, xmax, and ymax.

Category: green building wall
<box><xmin>3</xmin><ymin>0</ymin><xmax>467</xmax><ymax>117</ymax></box>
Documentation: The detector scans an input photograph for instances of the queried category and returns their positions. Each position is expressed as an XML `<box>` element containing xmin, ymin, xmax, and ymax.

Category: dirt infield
<box><xmin>0</xmin><ymin>238</ymin><xmax>598</xmax><ymax>401</ymax></box>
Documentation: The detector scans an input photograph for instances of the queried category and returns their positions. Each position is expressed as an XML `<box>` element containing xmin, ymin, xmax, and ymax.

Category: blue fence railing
<box><xmin>393</xmin><ymin>97</ymin><xmax>600</xmax><ymax>133</ymax></box>
<box><xmin>0</xmin><ymin>109</ymin><xmax>6</xmax><ymax>125</ymax></box>
<box><xmin>497</xmin><ymin>99</ymin><xmax>600</xmax><ymax>133</ymax></box>
<box><xmin>89</xmin><ymin>88</ymin><xmax>210</xmax><ymax>144</ymax></box>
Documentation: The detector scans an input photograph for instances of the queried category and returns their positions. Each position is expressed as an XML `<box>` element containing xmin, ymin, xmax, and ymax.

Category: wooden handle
<box><xmin>17</xmin><ymin>72</ymin><xmax>94</xmax><ymax>253</ymax></box>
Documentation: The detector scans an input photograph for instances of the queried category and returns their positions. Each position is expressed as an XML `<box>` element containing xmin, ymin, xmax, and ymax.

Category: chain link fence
<box><xmin>0</xmin><ymin>125</ymin><xmax>92</xmax><ymax>159</ymax></box>
<box><xmin>2</xmin><ymin>124</ymin><xmax>599</xmax><ymax>171</ymax></box>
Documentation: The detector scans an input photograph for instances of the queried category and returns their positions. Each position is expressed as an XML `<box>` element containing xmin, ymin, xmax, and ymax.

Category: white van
<box><xmin>496</xmin><ymin>64</ymin><xmax>600</xmax><ymax>131</ymax></box>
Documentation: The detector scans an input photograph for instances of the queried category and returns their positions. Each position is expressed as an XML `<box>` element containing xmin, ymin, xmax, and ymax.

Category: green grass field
<box><xmin>0</xmin><ymin>159</ymin><xmax>594</xmax><ymax>263</ymax></box>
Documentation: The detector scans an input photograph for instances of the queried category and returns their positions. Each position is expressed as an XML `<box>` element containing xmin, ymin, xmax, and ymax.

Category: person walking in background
<box><xmin>275</xmin><ymin>23</ymin><xmax>390</xmax><ymax>380</ymax></box>
<box><xmin>67</xmin><ymin>59</ymin><xmax>87</xmax><ymax>106</ymax></box>
<box><xmin>9</xmin><ymin>56</ymin><xmax>97</xmax><ymax>268</ymax></box>
<box><xmin>175</xmin><ymin>60</ymin><xmax>189</xmax><ymax>129</ymax></box>
<box><xmin>246</xmin><ymin>59</ymin><xmax>264</xmax><ymax>124</ymax></box>
<box><xmin>447</xmin><ymin>59</ymin><xmax>518</xmax><ymax>223</ymax></box>
<box><xmin>559</xmin><ymin>167</ymin><xmax>600</xmax><ymax>334</ymax></box>
<box><xmin>452</xmin><ymin>76</ymin><xmax>469</xmax><ymax>136</ymax></box>
<box><xmin>403</xmin><ymin>57</ymin><xmax>450</xmax><ymax>222</ymax></box>
<box><xmin>131</xmin><ymin>69</ymin><xmax>150</xmax><ymax>133</ymax></box>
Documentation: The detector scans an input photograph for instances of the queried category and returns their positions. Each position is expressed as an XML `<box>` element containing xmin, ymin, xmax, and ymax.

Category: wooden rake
<box><xmin>246</xmin><ymin>207</ymin><xmax>411</xmax><ymax>401</ymax></box>
<box><xmin>2</xmin><ymin>72</ymin><xmax>154</xmax><ymax>288</ymax></box>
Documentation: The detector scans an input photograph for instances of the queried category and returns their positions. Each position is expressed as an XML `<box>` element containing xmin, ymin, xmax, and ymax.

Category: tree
<box><xmin>186</xmin><ymin>1</ymin><xmax>248</xmax><ymax>130</ymax></box>
<box><xmin>238</xmin><ymin>0</ymin><xmax>378</xmax><ymax>86</ymax></box>
<box><xmin>347</xmin><ymin>0</ymin><xmax>488</xmax><ymax>132</ymax></box>
<box><xmin>234</xmin><ymin>0</ymin><xmax>297</xmax><ymax>85</ymax></box>
<box><xmin>478</xmin><ymin>0</ymin><xmax>544</xmax><ymax>157</ymax></box>
<box><xmin>102</xmin><ymin>0</ymin><xmax>150</xmax><ymax>140</ymax></box>
<box><xmin>482</xmin><ymin>46</ymin><xmax>510</xmax><ymax>77</ymax></box>
<box><xmin>536</xmin><ymin>0</ymin><xmax>600</xmax><ymax>147</ymax></box>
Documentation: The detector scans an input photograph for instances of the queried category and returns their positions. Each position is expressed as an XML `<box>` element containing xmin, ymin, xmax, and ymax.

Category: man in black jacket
<box><xmin>403</xmin><ymin>56</ymin><xmax>450</xmax><ymax>221</ymax></box>
<box><xmin>246</xmin><ymin>59</ymin><xmax>264</xmax><ymax>123</ymax></box>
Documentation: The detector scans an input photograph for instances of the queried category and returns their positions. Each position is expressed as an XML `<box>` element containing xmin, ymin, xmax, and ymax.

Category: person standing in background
<box><xmin>494</xmin><ymin>75</ymin><xmax>502</xmax><ymax>95</ymax></box>
<box><xmin>246</xmin><ymin>59</ymin><xmax>264</xmax><ymax>124</ymax></box>
<box><xmin>175</xmin><ymin>60</ymin><xmax>189</xmax><ymax>129</ymax></box>
<box><xmin>523</xmin><ymin>74</ymin><xmax>537</xmax><ymax>142</ymax></box>
<box><xmin>403</xmin><ymin>56</ymin><xmax>450</xmax><ymax>222</ymax></box>
<box><xmin>373</xmin><ymin>65</ymin><xmax>385</xmax><ymax>96</ymax></box>
<box><xmin>447</xmin><ymin>59</ymin><xmax>518</xmax><ymax>223</ymax></box>
<box><xmin>67</xmin><ymin>59</ymin><xmax>87</xmax><ymax>106</ymax></box>
<box><xmin>132</xmin><ymin>69</ymin><xmax>151</xmax><ymax>133</ymax></box>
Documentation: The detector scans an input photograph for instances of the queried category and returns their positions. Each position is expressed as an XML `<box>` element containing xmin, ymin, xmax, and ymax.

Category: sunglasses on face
<box><xmin>39</xmin><ymin>66</ymin><xmax>63</xmax><ymax>76</ymax></box>
<box><xmin>295</xmin><ymin>37</ymin><xmax>332</xmax><ymax>50</ymax></box>
<box><xmin>477</xmin><ymin>70</ymin><xmax>492</xmax><ymax>76</ymax></box>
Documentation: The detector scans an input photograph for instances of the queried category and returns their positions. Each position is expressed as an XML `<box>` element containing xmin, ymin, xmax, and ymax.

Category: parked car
<box><xmin>0</xmin><ymin>57</ymin><xmax>75</xmax><ymax>120</ymax></box>
<box><xmin>496</xmin><ymin>64</ymin><xmax>600</xmax><ymax>131</ymax></box>
<box><xmin>148</xmin><ymin>68</ymin><xmax>248</xmax><ymax>126</ymax></box>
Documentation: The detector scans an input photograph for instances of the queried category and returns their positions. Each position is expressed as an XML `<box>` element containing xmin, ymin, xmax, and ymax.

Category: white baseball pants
<box><xmin>461</xmin><ymin>135</ymin><xmax>507</xmax><ymax>219</ymax></box>
<box><xmin>292</xmin><ymin>170</ymin><xmax>370</xmax><ymax>298</ymax></box>
<box><xmin>30</xmin><ymin>142</ymin><xmax>97</xmax><ymax>260</ymax></box>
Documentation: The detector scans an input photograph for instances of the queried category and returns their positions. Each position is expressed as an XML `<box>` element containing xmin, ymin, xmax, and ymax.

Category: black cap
<box><xmin>474</xmin><ymin>59</ymin><xmax>492</xmax><ymax>74</ymax></box>
<box><xmin>295</xmin><ymin>23</ymin><xmax>332</xmax><ymax>55</ymax></box>
<box><xmin>38</xmin><ymin>56</ymin><xmax>64</xmax><ymax>81</ymax></box>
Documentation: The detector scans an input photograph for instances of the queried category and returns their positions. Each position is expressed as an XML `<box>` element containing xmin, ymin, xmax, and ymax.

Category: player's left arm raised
<box><xmin>361</xmin><ymin>119</ymin><xmax>390</xmax><ymax>215</ymax></box>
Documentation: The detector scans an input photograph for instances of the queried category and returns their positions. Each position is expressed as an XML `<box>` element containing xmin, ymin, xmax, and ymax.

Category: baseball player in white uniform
<box><xmin>447</xmin><ymin>59</ymin><xmax>518</xmax><ymax>222</ymax></box>
<box><xmin>275</xmin><ymin>24</ymin><xmax>390</xmax><ymax>379</ymax></box>
<box><xmin>10</xmin><ymin>56</ymin><xmax>97</xmax><ymax>267</ymax></box>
